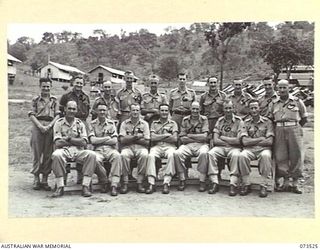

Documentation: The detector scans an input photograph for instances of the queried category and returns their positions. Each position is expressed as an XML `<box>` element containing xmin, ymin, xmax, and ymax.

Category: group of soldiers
<box><xmin>28</xmin><ymin>70</ymin><xmax>308</xmax><ymax>198</ymax></box>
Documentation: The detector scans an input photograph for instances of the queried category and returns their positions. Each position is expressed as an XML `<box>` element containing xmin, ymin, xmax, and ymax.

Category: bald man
<box><xmin>174</xmin><ymin>101</ymin><xmax>210</xmax><ymax>192</ymax></box>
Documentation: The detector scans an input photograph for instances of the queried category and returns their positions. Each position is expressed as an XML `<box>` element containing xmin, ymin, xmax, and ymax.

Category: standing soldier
<box><xmin>88</xmin><ymin>104</ymin><xmax>121</xmax><ymax>196</ymax></box>
<box><xmin>119</xmin><ymin>103</ymin><xmax>151</xmax><ymax>194</ymax></box>
<box><xmin>28</xmin><ymin>78</ymin><xmax>60</xmax><ymax>191</ymax></box>
<box><xmin>269</xmin><ymin>79</ymin><xmax>308</xmax><ymax>194</ymax></box>
<box><xmin>174</xmin><ymin>102</ymin><xmax>210</xmax><ymax>192</ymax></box>
<box><xmin>200</xmin><ymin>76</ymin><xmax>227</xmax><ymax>132</ymax></box>
<box><xmin>228</xmin><ymin>78</ymin><xmax>253</xmax><ymax>119</ymax></box>
<box><xmin>147</xmin><ymin>103</ymin><xmax>179</xmax><ymax>194</ymax></box>
<box><xmin>50</xmin><ymin>101</ymin><xmax>97</xmax><ymax>198</ymax></box>
<box><xmin>117</xmin><ymin>71</ymin><xmax>142</xmax><ymax>124</ymax></box>
<box><xmin>258</xmin><ymin>77</ymin><xmax>278</xmax><ymax>117</ymax></box>
<box><xmin>207</xmin><ymin>100</ymin><xmax>244</xmax><ymax>196</ymax></box>
<box><xmin>141</xmin><ymin>74</ymin><xmax>168</xmax><ymax>125</ymax></box>
<box><xmin>238</xmin><ymin>99</ymin><xmax>274</xmax><ymax>198</ymax></box>
<box><xmin>169</xmin><ymin>73</ymin><xmax>196</xmax><ymax>127</ymax></box>
<box><xmin>91</xmin><ymin>80</ymin><xmax>120</xmax><ymax>125</ymax></box>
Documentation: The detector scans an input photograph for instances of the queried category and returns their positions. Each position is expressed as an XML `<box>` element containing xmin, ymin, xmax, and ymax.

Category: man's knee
<box><xmin>51</xmin><ymin>149</ymin><xmax>64</xmax><ymax>160</ymax></box>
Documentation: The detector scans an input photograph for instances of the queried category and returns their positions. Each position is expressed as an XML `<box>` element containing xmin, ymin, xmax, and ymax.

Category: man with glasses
<box><xmin>258</xmin><ymin>76</ymin><xmax>278</xmax><ymax>117</ymax></box>
<box><xmin>116</xmin><ymin>71</ymin><xmax>142</xmax><ymax>123</ymax></box>
<box><xmin>141</xmin><ymin>74</ymin><xmax>168</xmax><ymax>125</ymax></box>
<box><xmin>169</xmin><ymin>73</ymin><xmax>196</xmax><ymax>127</ymax></box>
<box><xmin>50</xmin><ymin>101</ymin><xmax>97</xmax><ymax>198</ymax></box>
<box><xmin>174</xmin><ymin>101</ymin><xmax>210</xmax><ymax>192</ymax></box>
<box><xmin>91</xmin><ymin>80</ymin><xmax>120</xmax><ymax>125</ymax></box>
<box><xmin>148</xmin><ymin>103</ymin><xmax>179</xmax><ymax>194</ymax></box>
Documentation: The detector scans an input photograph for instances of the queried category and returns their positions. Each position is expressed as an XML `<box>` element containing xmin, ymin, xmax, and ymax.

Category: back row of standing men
<box><xmin>28</xmin><ymin>70</ymin><xmax>308</xmax><ymax>198</ymax></box>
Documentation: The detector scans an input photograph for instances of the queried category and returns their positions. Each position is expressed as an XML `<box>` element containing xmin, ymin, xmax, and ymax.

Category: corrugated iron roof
<box><xmin>48</xmin><ymin>61</ymin><xmax>85</xmax><ymax>75</ymax></box>
<box><xmin>7</xmin><ymin>54</ymin><xmax>21</xmax><ymax>63</ymax></box>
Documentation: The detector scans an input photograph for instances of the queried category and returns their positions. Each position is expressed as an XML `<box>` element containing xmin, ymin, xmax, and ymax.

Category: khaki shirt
<box><xmin>180</xmin><ymin>115</ymin><xmax>209</xmax><ymax>136</ymax></box>
<box><xmin>28</xmin><ymin>95</ymin><xmax>59</xmax><ymax>120</ymax></box>
<box><xmin>269</xmin><ymin>94</ymin><xmax>308</xmax><ymax>122</ymax></box>
<box><xmin>214</xmin><ymin>114</ymin><xmax>244</xmax><ymax>138</ymax></box>
<box><xmin>116</xmin><ymin>87</ymin><xmax>142</xmax><ymax>112</ymax></box>
<box><xmin>199</xmin><ymin>90</ymin><xmax>227</xmax><ymax>119</ymax></box>
<box><xmin>228</xmin><ymin>91</ymin><xmax>253</xmax><ymax>118</ymax></box>
<box><xmin>88</xmin><ymin>118</ymin><xmax>118</xmax><ymax>150</ymax></box>
<box><xmin>141</xmin><ymin>91</ymin><xmax>168</xmax><ymax>111</ymax></box>
<box><xmin>258</xmin><ymin>92</ymin><xmax>278</xmax><ymax>117</ymax></box>
<box><xmin>169</xmin><ymin>88</ymin><xmax>196</xmax><ymax>112</ymax></box>
<box><xmin>59</xmin><ymin>90</ymin><xmax>90</xmax><ymax>120</ymax></box>
<box><xmin>119</xmin><ymin>118</ymin><xmax>150</xmax><ymax>140</ymax></box>
<box><xmin>241</xmin><ymin>115</ymin><xmax>274</xmax><ymax>150</ymax></box>
<box><xmin>151</xmin><ymin>119</ymin><xmax>178</xmax><ymax>146</ymax></box>
<box><xmin>91</xmin><ymin>95</ymin><xmax>120</xmax><ymax>120</ymax></box>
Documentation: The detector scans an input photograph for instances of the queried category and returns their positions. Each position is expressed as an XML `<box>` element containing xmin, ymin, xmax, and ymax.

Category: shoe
<box><xmin>208</xmin><ymin>183</ymin><xmax>219</xmax><ymax>194</ymax></box>
<box><xmin>100</xmin><ymin>183</ymin><xmax>108</xmax><ymax>193</ymax></box>
<box><xmin>82</xmin><ymin>186</ymin><xmax>92</xmax><ymax>197</ymax></box>
<box><xmin>120</xmin><ymin>183</ymin><xmax>128</xmax><ymax>194</ymax></box>
<box><xmin>145</xmin><ymin>184</ymin><xmax>155</xmax><ymax>194</ymax></box>
<box><xmin>33</xmin><ymin>176</ymin><xmax>41</xmax><ymax>190</ymax></box>
<box><xmin>240</xmin><ymin>185</ymin><xmax>251</xmax><ymax>196</ymax></box>
<box><xmin>162</xmin><ymin>184</ymin><xmax>170</xmax><ymax>194</ymax></box>
<box><xmin>110</xmin><ymin>186</ymin><xmax>118</xmax><ymax>196</ymax></box>
<box><xmin>40</xmin><ymin>183</ymin><xmax>52</xmax><ymax>191</ymax></box>
<box><xmin>177</xmin><ymin>180</ymin><xmax>185</xmax><ymax>191</ymax></box>
<box><xmin>259</xmin><ymin>186</ymin><xmax>268</xmax><ymax>198</ymax></box>
<box><xmin>275</xmin><ymin>185</ymin><xmax>283</xmax><ymax>192</ymax></box>
<box><xmin>291</xmin><ymin>186</ymin><xmax>302</xmax><ymax>194</ymax></box>
<box><xmin>229</xmin><ymin>185</ymin><xmax>237</xmax><ymax>196</ymax></box>
<box><xmin>198</xmin><ymin>182</ymin><xmax>206</xmax><ymax>192</ymax></box>
<box><xmin>50</xmin><ymin>187</ymin><xmax>64</xmax><ymax>198</ymax></box>
<box><xmin>137</xmin><ymin>183</ymin><xmax>146</xmax><ymax>193</ymax></box>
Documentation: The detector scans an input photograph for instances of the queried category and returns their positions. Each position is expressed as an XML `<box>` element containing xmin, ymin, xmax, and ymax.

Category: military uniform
<box><xmin>258</xmin><ymin>92</ymin><xmax>278</xmax><ymax>117</ymax></box>
<box><xmin>91</xmin><ymin>95</ymin><xmax>120</xmax><ymax>124</ymax></box>
<box><xmin>28</xmin><ymin>95</ymin><xmax>59</xmax><ymax>176</ymax></box>
<box><xmin>238</xmin><ymin>115</ymin><xmax>274</xmax><ymax>187</ymax></box>
<box><xmin>269</xmin><ymin>94</ymin><xmax>308</xmax><ymax>180</ymax></box>
<box><xmin>174</xmin><ymin>115</ymin><xmax>209</xmax><ymax>182</ymax></box>
<box><xmin>207</xmin><ymin>115</ymin><xmax>244</xmax><ymax>185</ymax></box>
<box><xmin>116</xmin><ymin>87</ymin><xmax>142</xmax><ymax>123</ymax></box>
<box><xmin>199</xmin><ymin>90</ymin><xmax>227</xmax><ymax>132</ymax></box>
<box><xmin>148</xmin><ymin>119</ymin><xmax>178</xmax><ymax>185</ymax></box>
<box><xmin>119</xmin><ymin>118</ymin><xmax>151</xmax><ymax>184</ymax></box>
<box><xmin>51</xmin><ymin>117</ymin><xmax>97</xmax><ymax>188</ymax></box>
<box><xmin>88</xmin><ymin>118</ymin><xmax>121</xmax><ymax>187</ymax></box>
<box><xmin>169</xmin><ymin>88</ymin><xmax>195</xmax><ymax>127</ymax></box>
<box><xmin>228</xmin><ymin>91</ymin><xmax>253</xmax><ymax>119</ymax></box>
<box><xmin>141</xmin><ymin>91</ymin><xmax>168</xmax><ymax>124</ymax></box>
<box><xmin>59</xmin><ymin>89</ymin><xmax>90</xmax><ymax>121</ymax></box>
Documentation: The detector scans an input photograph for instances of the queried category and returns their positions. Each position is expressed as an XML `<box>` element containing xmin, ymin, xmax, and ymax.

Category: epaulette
<box><xmin>182</xmin><ymin>115</ymin><xmax>191</xmax><ymax>122</ymax></box>
<box><xmin>233</xmin><ymin>115</ymin><xmax>242</xmax><ymax>120</ymax></box>
<box><xmin>199</xmin><ymin>115</ymin><xmax>208</xmax><ymax>121</ymax></box>
<box><xmin>106</xmin><ymin>118</ymin><xmax>115</xmax><ymax>124</ymax></box>
<box><xmin>56</xmin><ymin>117</ymin><xmax>64</xmax><ymax>123</ymax></box>
<box><xmin>142</xmin><ymin>92</ymin><xmax>150</xmax><ymax>97</ymax></box>
<box><xmin>260</xmin><ymin>116</ymin><xmax>269</xmax><ymax>122</ymax></box>
<box><xmin>50</xmin><ymin>95</ymin><xmax>57</xmax><ymax>101</ymax></box>
<box><xmin>217</xmin><ymin>116</ymin><xmax>224</xmax><ymax>122</ymax></box>
<box><xmin>244</xmin><ymin>116</ymin><xmax>253</xmax><ymax>123</ymax></box>
<box><xmin>170</xmin><ymin>88</ymin><xmax>178</xmax><ymax>93</ymax></box>
<box><xmin>32</xmin><ymin>95</ymin><xmax>41</xmax><ymax>102</ymax></box>
<box><xmin>219</xmin><ymin>90</ymin><xmax>227</xmax><ymax>98</ymax></box>
<box><xmin>90</xmin><ymin>119</ymin><xmax>98</xmax><ymax>124</ymax></box>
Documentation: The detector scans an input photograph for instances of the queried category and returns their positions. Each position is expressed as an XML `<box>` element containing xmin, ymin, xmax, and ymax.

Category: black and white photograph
<box><xmin>7</xmin><ymin>21</ymin><xmax>315</xmax><ymax>218</ymax></box>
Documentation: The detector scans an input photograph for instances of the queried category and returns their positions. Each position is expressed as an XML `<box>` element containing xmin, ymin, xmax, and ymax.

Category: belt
<box><xmin>173</xmin><ymin>110</ymin><xmax>191</xmax><ymax>115</ymax></box>
<box><xmin>276</xmin><ymin>121</ymin><xmax>298</xmax><ymax>127</ymax></box>
<box><xmin>36</xmin><ymin>116</ymin><xmax>53</xmax><ymax>122</ymax></box>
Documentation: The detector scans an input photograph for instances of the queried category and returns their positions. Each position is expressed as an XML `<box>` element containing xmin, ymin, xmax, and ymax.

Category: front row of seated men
<box><xmin>49</xmin><ymin>97</ymin><xmax>274</xmax><ymax>199</ymax></box>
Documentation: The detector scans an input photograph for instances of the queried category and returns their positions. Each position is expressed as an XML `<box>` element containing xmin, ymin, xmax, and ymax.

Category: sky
<box><xmin>7</xmin><ymin>23</ymin><xmax>192</xmax><ymax>44</ymax></box>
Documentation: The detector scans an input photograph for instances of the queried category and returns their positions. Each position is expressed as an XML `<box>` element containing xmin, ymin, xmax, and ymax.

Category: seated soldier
<box><xmin>238</xmin><ymin>99</ymin><xmax>274</xmax><ymax>198</ymax></box>
<box><xmin>51</xmin><ymin>101</ymin><xmax>97</xmax><ymax>198</ymax></box>
<box><xmin>174</xmin><ymin>101</ymin><xmax>210</xmax><ymax>192</ymax></box>
<box><xmin>207</xmin><ymin>99</ymin><xmax>243</xmax><ymax>196</ymax></box>
<box><xmin>88</xmin><ymin>104</ymin><xmax>121</xmax><ymax>197</ymax></box>
<box><xmin>119</xmin><ymin>103</ymin><xmax>151</xmax><ymax>194</ymax></box>
<box><xmin>147</xmin><ymin>104</ymin><xmax>179</xmax><ymax>194</ymax></box>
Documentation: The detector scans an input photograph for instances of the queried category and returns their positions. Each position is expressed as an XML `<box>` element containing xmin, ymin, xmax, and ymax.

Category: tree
<box><xmin>41</xmin><ymin>32</ymin><xmax>55</xmax><ymax>44</ymax></box>
<box><xmin>204</xmin><ymin>22</ymin><xmax>251</xmax><ymax>89</ymax></box>
<box><xmin>93</xmin><ymin>29</ymin><xmax>108</xmax><ymax>39</ymax></box>
<box><xmin>158</xmin><ymin>56</ymin><xmax>180</xmax><ymax>84</ymax></box>
<box><xmin>8</xmin><ymin>42</ymin><xmax>27</xmax><ymax>61</ymax></box>
<box><xmin>16</xmin><ymin>36</ymin><xmax>34</xmax><ymax>50</ymax></box>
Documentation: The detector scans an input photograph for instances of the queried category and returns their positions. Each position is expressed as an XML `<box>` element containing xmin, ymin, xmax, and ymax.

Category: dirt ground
<box><xmin>8</xmin><ymin>129</ymin><xmax>314</xmax><ymax>218</ymax></box>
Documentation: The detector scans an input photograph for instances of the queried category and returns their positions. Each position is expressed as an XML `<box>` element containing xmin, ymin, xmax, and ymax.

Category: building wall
<box><xmin>40</xmin><ymin>65</ymin><xmax>71</xmax><ymax>81</ymax></box>
<box><xmin>8</xmin><ymin>65</ymin><xmax>16</xmax><ymax>75</ymax></box>
<box><xmin>89</xmin><ymin>68</ymin><xmax>113</xmax><ymax>83</ymax></box>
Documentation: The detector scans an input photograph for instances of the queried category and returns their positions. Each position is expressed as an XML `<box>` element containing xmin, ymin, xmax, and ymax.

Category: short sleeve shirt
<box><xmin>28</xmin><ymin>95</ymin><xmax>59</xmax><ymax>119</ymax></box>
<box><xmin>199</xmin><ymin>90</ymin><xmax>227</xmax><ymax>118</ymax></box>
<box><xmin>59</xmin><ymin>90</ymin><xmax>90</xmax><ymax>120</ymax></box>
<box><xmin>91</xmin><ymin>95</ymin><xmax>120</xmax><ymax>120</ymax></box>
<box><xmin>150</xmin><ymin>119</ymin><xmax>178</xmax><ymax>146</ymax></box>
<box><xmin>258</xmin><ymin>92</ymin><xmax>278</xmax><ymax>117</ymax></box>
<box><xmin>116</xmin><ymin>87</ymin><xmax>142</xmax><ymax>112</ymax></box>
<box><xmin>214</xmin><ymin>115</ymin><xmax>244</xmax><ymax>138</ymax></box>
<box><xmin>119</xmin><ymin>118</ymin><xmax>150</xmax><ymax>140</ymax></box>
<box><xmin>180</xmin><ymin>115</ymin><xmax>209</xmax><ymax>137</ymax></box>
<box><xmin>269</xmin><ymin>95</ymin><xmax>308</xmax><ymax>122</ymax></box>
<box><xmin>228</xmin><ymin>91</ymin><xmax>253</xmax><ymax>118</ymax></box>
<box><xmin>169</xmin><ymin>88</ymin><xmax>196</xmax><ymax>112</ymax></box>
<box><xmin>141</xmin><ymin>92</ymin><xmax>168</xmax><ymax>111</ymax></box>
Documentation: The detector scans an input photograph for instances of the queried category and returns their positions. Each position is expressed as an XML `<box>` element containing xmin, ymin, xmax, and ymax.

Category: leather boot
<box><xmin>137</xmin><ymin>183</ymin><xmax>146</xmax><ymax>193</ymax></box>
<box><xmin>41</xmin><ymin>175</ymin><xmax>51</xmax><ymax>191</ymax></box>
<box><xmin>146</xmin><ymin>184</ymin><xmax>155</xmax><ymax>194</ymax></box>
<box><xmin>110</xmin><ymin>186</ymin><xmax>118</xmax><ymax>196</ymax></box>
<box><xmin>120</xmin><ymin>183</ymin><xmax>128</xmax><ymax>194</ymax></box>
<box><xmin>208</xmin><ymin>183</ymin><xmax>219</xmax><ymax>194</ymax></box>
<box><xmin>50</xmin><ymin>187</ymin><xmax>64</xmax><ymax>198</ymax></box>
<box><xmin>198</xmin><ymin>181</ymin><xmax>206</xmax><ymax>192</ymax></box>
<box><xmin>240</xmin><ymin>185</ymin><xmax>251</xmax><ymax>196</ymax></box>
<box><xmin>100</xmin><ymin>183</ymin><xmax>108</xmax><ymax>193</ymax></box>
<box><xmin>33</xmin><ymin>175</ymin><xmax>41</xmax><ymax>190</ymax></box>
<box><xmin>162</xmin><ymin>183</ymin><xmax>170</xmax><ymax>194</ymax></box>
<box><xmin>229</xmin><ymin>185</ymin><xmax>237</xmax><ymax>196</ymax></box>
<box><xmin>259</xmin><ymin>186</ymin><xmax>268</xmax><ymax>198</ymax></box>
<box><xmin>291</xmin><ymin>186</ymin><xmax>302</xmax><ymax>194</ymax></box>
<box><xmin>177</xmin><ymin>180</ymin><xmax>185</xmax><ymax>191</ymax></box>
<box><xmin>82</xmin><ymin>186</ymin><xmax>92</xmax><ymax>197</ymax></box>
